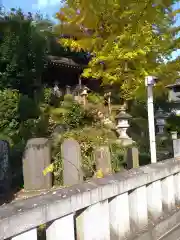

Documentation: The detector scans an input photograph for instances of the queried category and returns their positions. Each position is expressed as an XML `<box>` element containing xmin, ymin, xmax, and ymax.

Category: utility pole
<box><xmin>145</xmin><ymin>76</ymin><xmax>158</xmax><ymax>163</ymax></box>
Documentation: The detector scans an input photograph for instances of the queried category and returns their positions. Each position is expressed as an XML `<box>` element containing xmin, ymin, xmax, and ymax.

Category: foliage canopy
<box><xmin>56</xmin><ymin>0</ymin><xmax>180</xmax><ymax>99</ymax></box>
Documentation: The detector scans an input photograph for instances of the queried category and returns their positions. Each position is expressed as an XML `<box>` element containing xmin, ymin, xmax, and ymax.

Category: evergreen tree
<box><xmin>0</xmin><ymin>8</ymin><xmax>49</xmax><ymax>96</ymax></box>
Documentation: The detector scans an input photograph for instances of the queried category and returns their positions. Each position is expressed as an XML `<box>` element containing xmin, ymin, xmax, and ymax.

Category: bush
<box><xmin>50</xmin><ymin>94</ymin><xmax>95</xmax><ymax>129</ymax></box>
<box><xmin>0</xmin><ymin>89</ymin><xmax>20</xmax><ymax>144</ymax></box>
<box><xmin>87</xmin><ymin>93</ymin><xmax>103</xmax><ymax>104</ymax></box>
<box><xmin>51</xmin><ymin>125</ymin><xmax>124</xmax><ymax>185</ymax></box>
<box><xmin>110</xmin><ymin>143</ymin><xmax>126</xmax><ymax>172</ymax></box>
<box><xmin>0</xmin><ymin>88</ymin><xmax>53</xmax><ymax>189</ymax></box>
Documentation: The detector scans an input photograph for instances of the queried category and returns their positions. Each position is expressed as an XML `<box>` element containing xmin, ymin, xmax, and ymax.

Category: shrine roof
<box><xmin>46</xmin><ymin>55</ymin><xmax>86</xmax><ymax>70</ymax></box>
<box><xmin>166</xmin><ymin>78</ymin><xmax>180</xmax><ymax>89</ymax></box>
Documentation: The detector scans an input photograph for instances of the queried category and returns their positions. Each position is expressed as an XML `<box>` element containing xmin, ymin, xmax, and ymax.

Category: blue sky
<box><xmin>2</xmin><ymin>0</ymin><xmax>61</xmax><ymax>19</ymax></box>
<box><xmin>2</xmin><ymin>0</ymin><xmax>180</xmax><ymax>24</ymax></box>
<box><xmin>171</xmin><ymin>2</ymin><xmax>180</xmax><ymax>59</ymax></box>
<box><xmin>2</xmin><ymin>0</ymin><xmax>180</xmax><ymax>58</ymax></box>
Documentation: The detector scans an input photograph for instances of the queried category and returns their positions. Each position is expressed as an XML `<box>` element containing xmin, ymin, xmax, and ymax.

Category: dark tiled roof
<box><xmin>166</xmin><ymin>78</ymin><xmax>180</xmax><ymax>89</ymax></box>
<box><xmin>46</xmin><ymin>55</ymin><xmax>85</xmax><ymax>69</ymax></box>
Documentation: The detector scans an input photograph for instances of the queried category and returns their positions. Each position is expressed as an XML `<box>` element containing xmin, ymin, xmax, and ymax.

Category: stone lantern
<box><xmin>166</xmin><ymin>78</ymin><xmax>180</xmax><ymax>116</ymax></box>
<box><xmin>73</xmin><ymin>85</ymin><xmax>90</xmax><ymax>104</ymax></box>
<box><xmin>115</xmin><ymin>106</ymin><xmax>133</xmax><ymax>146</ymax></box>
<box><xmin>80</xmin><ymin>86</ymin><xmax>89</xmax><ymax>106</ymax></box>
<box><xmin>65</xmin><ymin>85</ymin><xmax>71</xmax><ymax>95</ymax></box>
<box><xmin>73</xmin><ymin>84</ymin><xmax>81</xmax><ymax>102</ymax></box>
<box><xmin>155</xmin><ymin>108</ymin><xmax>167</xmax><ymax>135</ymax></box>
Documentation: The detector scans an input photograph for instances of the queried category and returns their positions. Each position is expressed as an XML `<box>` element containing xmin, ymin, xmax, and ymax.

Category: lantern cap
<box><xmin>115</xmin><ymin>107</ymin><xmax>132</xmax><ymax>120</ymax></box>
<box><xmin>73</xmin><ymin>85</ymin><xmax>90</xmax><ymax>95</ymax></box>
<box><xmin>155</xmin><ymin>108</ymin><xmax>168</xmax><ymax>119</ymax></box>
<box><xmin>74</xmin><ymin>84</ymin><xmax>90</xmax><ymax>91</ymax></box>
<box><xmin>80</xmin><ymin>86</ymin><xmax>90</xmax><ymax>96</ymax></box>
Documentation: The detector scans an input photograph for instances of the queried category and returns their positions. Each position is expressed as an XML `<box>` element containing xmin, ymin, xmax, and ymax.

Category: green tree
<box><xmin>0</xmin><ymin>8</ymin><xmax>49</xmax><ymax>97</ymax></box>
<box><xmin>0</xmin><ymin>9</ymin><xmax>57</xmax><ymax>144</ymax></box>
<box><xmin>55</xmin><ymin>0</ymin><xmax>180</xmax><ymax>100</ymax></box>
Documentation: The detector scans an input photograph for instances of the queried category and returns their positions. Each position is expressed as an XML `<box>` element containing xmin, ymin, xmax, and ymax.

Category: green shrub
<box><xmin>110</xmin><ymin>143</ymin><xmax>126</xmax><ymax>172</ymax></box>
<box><xmin>0</xmin><ymin>89</ymin><xmax>20</xmax><ymax>144</ymax></box>
<box><xmin>87</xmin><ymin>93</ymin><xmax>103</xmax><ymax>104</ymax></box>
<box><xmin>50</xmin><ymin>94</ymin><xmax>95</xmax><ymax>129</ymax></box>
<box><xmin>51</xmin><ymin>125</ymin><xmax>124</xmax><ymax>184</ymax></box>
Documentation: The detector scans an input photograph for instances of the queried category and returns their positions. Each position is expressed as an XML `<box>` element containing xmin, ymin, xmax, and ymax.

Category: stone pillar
<box><xmin>22</xmin><ymin>138</ymin><xmax>52</xmax><ymax>191</ymax></box>
<box><xmin>0</xmin><ymin>140</ymin><xmax>11</xmax><ymax>197</ymax></box>
<box><xmin>174</xmin><ymin>172</ymin><xmax>180</xmax><ymax>205</ymax></box>
<box><xmin>12</xmin><ymin>228</ymin><xmax>37</xmax><ymax>240</ymax></box>
<box><xmin>61</xmin><ymin>139</ymin><xmax>83</xmax><ymax>186</ymax></box>
<box><xmin>46</xmin><ymin>214</ymin><xmax>75</xmax><ymax>240</ymax></box>
<box><xmin>125</xmin><ymin>147</ymin><xmax>139</xmax><ymax>169</ymax></box>
<box><xmin>76</xmin><ymin>200</ymin><xmax>110</xmax><ymax>240</ymax></box>
<box><xmin>147</xmin><ymin>180</ymin><xmax>162</xmax><ymax>222</ymax></box>
<box><xmin>173</xmin><ymin>139</ymin><xmax>180</xmax><ymax>158</ymax></box>
<box><xmin>161</xmin><ymin>175</ymin><xmax>175</xmax><ymax>212</ymax></box>
<box><xmin>109</xmin><ymin>193</ymin><xmax>130</xmax><ymax>239</ymax></box>
<box><xmin>94</xmin><ymin>146</ymin><xmax>112</xmax><ymax>176</ymax></box>
<box><xmin>129</xmin><ymin>186</ymin><xmax>148</xmax><ymax>233</ymax></box>
<box><xmin>171</xmin><ymin>131</ymin><xmax>178</xmax><ymax>140</ymax></box>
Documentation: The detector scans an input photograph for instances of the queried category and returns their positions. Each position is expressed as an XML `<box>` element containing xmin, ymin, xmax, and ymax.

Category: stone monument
<box><xmin>22</xmin><ymin>138</ymin><xmax>52</xmax><ymax>191</ymax></box>
<box><xmin>0</xmin><ymin>140</ymin><xmax>11</xmax><ymax>196</ymax></box>
<box><xmin>61</xmin><ymin>139</ymin><xmax>83</xmax><ymax>186</ymax></box>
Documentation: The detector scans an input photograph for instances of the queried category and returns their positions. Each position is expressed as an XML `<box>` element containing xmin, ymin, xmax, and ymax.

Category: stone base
<box><xmin>116</xmin><ymin>138</ymin><xmax>134</xmax><ymax>146</ymax></box>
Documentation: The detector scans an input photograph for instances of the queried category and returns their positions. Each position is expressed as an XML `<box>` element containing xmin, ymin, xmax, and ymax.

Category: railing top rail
<box><xmin>0</xmin><ymin>158</ymin><xmax>180</xmax><ymax>239</ymax></box>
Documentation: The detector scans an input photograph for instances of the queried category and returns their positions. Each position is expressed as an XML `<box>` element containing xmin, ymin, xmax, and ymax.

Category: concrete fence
<box><xmin>1</xmin><ymin>158</ymin><xmax>180</xmax><ymax>239</ymax></box>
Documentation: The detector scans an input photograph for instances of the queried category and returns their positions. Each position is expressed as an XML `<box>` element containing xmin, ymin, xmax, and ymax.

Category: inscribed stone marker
<box><xmin>22</xmin><ymin>138</ymin><xmax>52</xmax><ymax>191</ymax></box>
<box><xmin>61</xmin><ymin>139</ymin><xmax>83</xmax><ymax>185</ymax></box>
<box><xmin>94</xmin><ymin>146</ymin><xmax>112</xmax><ymax>175</ymax></box>
<box><xmin>126</xmin><ymin>147</ymin><xmax>139</xmax><ymax>169</ymax></box>
<box><xmin>0</xmin><ymin>140</ymin><xmax>11</xmax><ymax>195</ymax></box>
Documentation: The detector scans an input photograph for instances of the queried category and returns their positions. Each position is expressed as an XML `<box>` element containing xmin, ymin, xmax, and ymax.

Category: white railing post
<box><xmin>12</xmin><ymin>229</ymin><xmax>37</xmax><ymax>240</ymax></box>
<box><xmin>147</xmin><ymin>180</ymin><xmax>162</xmax><ymax>221</ymax></box>
<box><xmin>46</xmin><ymin>214</ymin><xmax>75</xmax><ymax>240</ymax></box>
<box><xmin>174</xmin><ymin>172</ymin><xmax>180</xmax><ymax>205</ymax></box>
<box><xmin>161</xmin><ymin>175</ymin><xmax>175</xmax><ymax>212</ymax></box>
<box><xmin>109</xmin><ymin>192</ymin><xmax>130</xmax><ymax>239</ymax></box>
<box><xmin>76</xmin><ymin>200</ymin><xmax>110</xmax><ymax>240</ymax></box>
<box><xmin>129</xmin><ymin>186</ymin><xmax>148</xmax><ymax>233</ymax></box>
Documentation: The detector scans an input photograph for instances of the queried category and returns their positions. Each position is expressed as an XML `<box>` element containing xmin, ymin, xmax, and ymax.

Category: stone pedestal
<box><xmin>116</xmin><ymin>137</ymin><xmax>134</xmax><ymax>147</ymax></box>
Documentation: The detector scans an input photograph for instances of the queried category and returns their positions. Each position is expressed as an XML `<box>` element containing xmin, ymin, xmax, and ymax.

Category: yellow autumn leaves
<box><xmin>43</xmin><ymin>164</ymin><xmax>104</xmax><ymax>179</ymax></box>
<box><xmin>55</xmin><ymin>0</ymin><xmax>180</xmax><ymax>99</ymax></box>
<box><xmin>43</xmin><ymin>163</ymin><xmax>54</xmax><ymax>176</ymax></box>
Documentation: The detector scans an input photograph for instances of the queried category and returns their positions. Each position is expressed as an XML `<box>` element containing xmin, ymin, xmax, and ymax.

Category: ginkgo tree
<box><xmin>55</xmin><ymin>0</ymin><xmax>180</xmax><ymax>100</ymax></box>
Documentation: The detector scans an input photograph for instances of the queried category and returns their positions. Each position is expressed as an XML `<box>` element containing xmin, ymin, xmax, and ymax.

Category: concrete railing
<box><xmin>1</xmin><ymin>158</ymin><xmax>180</xmax><ymax>240</ymax></box>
